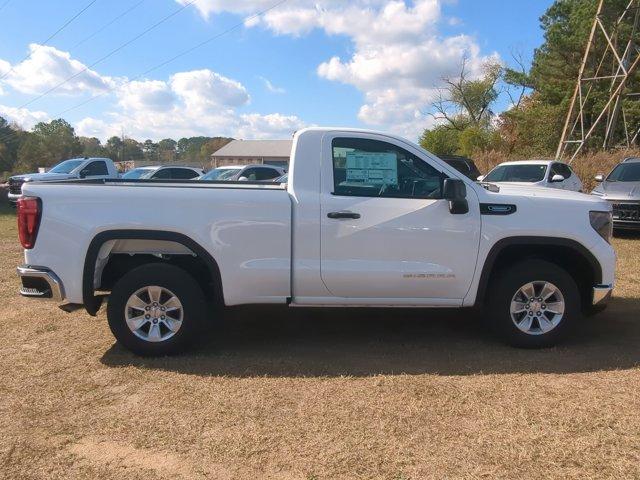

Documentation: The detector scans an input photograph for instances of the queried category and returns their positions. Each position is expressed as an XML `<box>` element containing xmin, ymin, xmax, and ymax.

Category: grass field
<box><xmin>1</xmin><ymin>190</ymin><xmax>639</xmax><ymax>479</ymax></box>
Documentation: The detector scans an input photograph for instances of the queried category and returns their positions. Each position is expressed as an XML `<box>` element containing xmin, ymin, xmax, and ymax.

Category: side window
<box><xmin>82</xmin><ymin>161</ymin><xmax>108</xmax><ymax>176</ymax></box>
<box><xmin>151</xmin><ymin>168</ymin><xmax>171</xmax><ymax>179</ymax></box>
<box><xmin>549</xmin><ymin>163</ymin><xmax>570</xmax><ymax>180</ymax></box>
<box><xmin>170</xmin><ymin>168</ymin><xmax>199</xmax><ymax>179</ymax></box>
<box><xmin>559</xmin><ymin>164</ymin><xmax>573</xmax><ymax>178</ymax></box>
<box><xmin>242</xmin><ymin>168</ymin><xmax>260</xmax><ymax>181</ymax></box>
<box><xmin>254</xmin><ymin>168</ymin><xmax>281</xmax><ymax>181</ymax></box>
<box><xmin>332</xmin><ymin>137</ymin><xmax>446</xmax><ymax>199</ymax></box>
<box><xmin>548</xmin><ymin>163</ymin><xmax>561</xmax><ymax>179</ymax></box>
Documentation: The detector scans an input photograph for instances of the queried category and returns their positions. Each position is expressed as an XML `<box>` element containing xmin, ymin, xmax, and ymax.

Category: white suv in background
<box><xmin>479</xmin><ymin>160</ymin><xmax>583</xmax><ymax>192</ymax></box>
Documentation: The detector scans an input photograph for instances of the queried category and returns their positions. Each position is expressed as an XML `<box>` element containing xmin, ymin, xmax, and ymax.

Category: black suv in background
<box><xmin>439</xmin><ymin>155</ymin><xmax>482</xmax><ymax>180</ymax></box>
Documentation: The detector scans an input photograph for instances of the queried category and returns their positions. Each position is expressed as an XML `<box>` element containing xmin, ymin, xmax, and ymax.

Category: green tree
<box><xmin>0</xmin><ymin>116</ymin><xmax>23</xmax><ymax>174</ymax></box>
<box><xmin>123</xmin><ymin>138</ymin><xmax>143</xmax><ymax>161</ymax></box>
<box><xmin>419</xmin><ymin>126</ymin><xmax>460</xmax><ymax>156</ymax></box>
<box><xmin>16</xmin><ymin>119</ymin><xmax>82</xmax><ymax>172</ymax></box>
<box><xmin>501</xmin><ymin>0</ymin><xmax>638</xmax><ymax>155</ymax></box>
<box><xmin>142</xmin><ymin>139</ymin><xmax>158</xmax><ymax>161</ymax></box>
<box><xmin>79</xmin><ymin>137</ymin><xmax>107</xmax><ymax>158</ymax></box>
<box><xmin>422</xmin><ymin>60</ymin><xmax>503</xmax><ymax>156</ymax></box>
<box><xmin>158</xmin><ymin>138</ymin><xmax>177</xmax><ymax>163</ymax></box>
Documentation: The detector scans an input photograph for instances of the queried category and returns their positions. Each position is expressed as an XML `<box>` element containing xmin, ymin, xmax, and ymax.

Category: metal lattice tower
<box><xmin>556</xmin><ymin>0</ymin><xmax>640</xmax><ymax>162</ymax></box>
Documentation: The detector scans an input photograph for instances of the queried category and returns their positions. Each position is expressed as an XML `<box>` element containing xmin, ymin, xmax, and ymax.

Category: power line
<box><xmin>16</xmin><ymin>0</ymin><xmax>196</xmax><ymax>110</ymax></box>
<box><xmin>71</xmin><ymin>0</ymin><xmax>146</xmax><ymax>49</ymax></box>
<box><xmin>0</xmin><ymin>0</ymin><xmax>99</xmax><ymax>81</ymax></box>
<box><xmin>57</xmin><ymin>0</ymin><xmax>289</xmax><ymax>118</ymax></box>
<box><xmin>0</xmin><ymin>0</ymin><xmax>290</xmax><ymax>145</ymax></box>
<box><xmin>0</xmin><ymin>0</ymin><xmax>12</xmax><ymax>14</ymax></box>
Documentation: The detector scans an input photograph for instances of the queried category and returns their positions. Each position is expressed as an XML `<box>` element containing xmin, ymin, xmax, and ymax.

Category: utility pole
<box><xmin>121</xmin><ymin>128</ymin><xmax>125</xmax><ymax>164</ymax></box>
<box><xmin>556</xmin><ymin>0</ymin><xmax>640</xmax><ymax>162</ymax></box>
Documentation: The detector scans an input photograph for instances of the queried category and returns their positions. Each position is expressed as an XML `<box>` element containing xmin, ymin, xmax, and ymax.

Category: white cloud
<box><xmin>258</xmin><ymin>76</ymin><xmax>285</xmax><ymax>94</ymax></box>
<box><xmin>179</xmin><ymin>0</ymin><xmax>498</xmax><ymax>139</ymax></box>
<box><xmin>0</xmin><ymin>104</ymin><xmax>50</xmax><ymax>129</ymax></box>
<box><xmin>170</xmin><ymin>69</ymin><xmax>250</xmax><ymax>110</ymax></box>
<box><xmin>77</xmin><ymin>68</ymin><xmax>302</xmax><ymax>141</ymax></box>
<box><xmin>118</xmin><ymin>80</ymin><xmax>175</xmax><ymax>112</ymax></box>
<box><xmin>178</xmin><ymin>0</ymin><xmax>284</xmax><ymax>19</ymax></box>
<box><xmin>0</xmin><ymin>44</ymin><xmax>113</xmax><ymax>96</ymax></box>
<box><xmin>238</xmin><ymin>113</ymin><xmax>304</xmax><ymax>139</ymax></box>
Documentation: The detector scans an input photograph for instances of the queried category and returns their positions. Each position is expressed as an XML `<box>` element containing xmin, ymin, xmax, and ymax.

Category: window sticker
<box><xmin>345</xmin><ymin>151</ymin><xmax>398</xmax><ymax>186</ymax></box>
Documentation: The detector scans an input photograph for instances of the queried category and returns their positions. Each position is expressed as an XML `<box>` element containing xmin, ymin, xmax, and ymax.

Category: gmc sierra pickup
<box><xmin>16</xmin><ymin>128</ymin><xmax>616</xmax><ymax>355</ymax></box>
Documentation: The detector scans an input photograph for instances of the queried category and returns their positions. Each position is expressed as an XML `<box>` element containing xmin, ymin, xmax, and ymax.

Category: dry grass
<box><xmin>1</xmin><ymin>188</ymin><xmax>640</xmax><ymax>479</ymax></box>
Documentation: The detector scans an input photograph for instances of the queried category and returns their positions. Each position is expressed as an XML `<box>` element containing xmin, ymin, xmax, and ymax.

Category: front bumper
<box><xmin>592</xmin><ymin>284</ymin><xmax>613</xmax><ymax>305</ymax></box>
<box><xmin>610</xmin><ymin>201</ymin><xmax>640</xmax><ymax>229</ymax></box>
<box><xmin>17</xmin><ymin>265</ymin><xmax>65</xmax><ymax>301</ymax></box>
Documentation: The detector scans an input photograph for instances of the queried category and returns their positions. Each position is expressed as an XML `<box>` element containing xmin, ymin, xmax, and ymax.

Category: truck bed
<box><xmin>21</xmin><ymin>179</ymin><xmax>292</xmax><ymax>306</ymax></box>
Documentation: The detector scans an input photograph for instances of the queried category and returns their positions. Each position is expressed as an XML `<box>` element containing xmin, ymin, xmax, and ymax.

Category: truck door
<box><xmin>319</xmin><ymin>133</ymin><xmax>481</xmax><ymax>303</ymax></box>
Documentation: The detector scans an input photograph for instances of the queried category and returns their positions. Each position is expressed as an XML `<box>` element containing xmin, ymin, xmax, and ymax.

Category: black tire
<box><xmin>487</xmin><ymin>259</ymin><xmax>581</xmax><ymax>348</ymax></box>
<box><xmin>107</xmin><ymin>263</ymin><xmax>207</xmax><ymax>356</ymax></box>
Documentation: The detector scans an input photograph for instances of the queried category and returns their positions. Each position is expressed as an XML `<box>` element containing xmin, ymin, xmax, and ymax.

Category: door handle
<box><xmin>327</xmin><ymin>211</ymin><xmax>361</xmax><ymax>219</ymax></box>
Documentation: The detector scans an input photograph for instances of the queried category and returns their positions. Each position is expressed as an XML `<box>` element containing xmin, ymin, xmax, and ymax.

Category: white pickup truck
<box><xmin>8</xmin><ymin>157</ymin><xmax>119</xmax><ymax>205</ymax></box>
<box><xmin>16</xmin><ymin>128</ymin><xmax>616</xmax><ymax>355</ymax></box>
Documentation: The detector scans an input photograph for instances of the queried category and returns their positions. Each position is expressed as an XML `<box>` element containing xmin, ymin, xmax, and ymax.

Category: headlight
<box><xmin>590</xmin><ymin>210</ymin><xmax>613</xmax><ymax>243</ymax></box>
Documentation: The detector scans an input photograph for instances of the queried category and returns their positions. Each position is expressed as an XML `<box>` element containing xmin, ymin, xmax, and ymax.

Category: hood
<box><xmin>488</xmin><ymin>183</ymin><xmax>604</xmax><ymax>204</ymax></box>
<box><xmin>597</xmin><ymin>181</ymin><xmax>640</xmax><ymax>200</ymax></box>
<box><xmin>10</xmin><ymin>172</ymin><xmax>76</xmax><ymax>182</ymax></box>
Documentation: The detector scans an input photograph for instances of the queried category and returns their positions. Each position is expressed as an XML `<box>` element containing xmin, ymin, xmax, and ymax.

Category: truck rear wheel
<box><xmin>488</xmin><ymin>259</ymin><xmax>580</xmax><ymax>348</ymax></box>
<box><xmin>106</xmin><ymin>263</ymin><xmax>206</xmax><ymax>356</ymax></box>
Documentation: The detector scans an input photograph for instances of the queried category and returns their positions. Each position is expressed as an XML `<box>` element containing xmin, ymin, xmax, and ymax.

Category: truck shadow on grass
<box><xmin>101</xmin><ymin>295</ymin><xmax>640</xmax><ymax>377</ymax></box>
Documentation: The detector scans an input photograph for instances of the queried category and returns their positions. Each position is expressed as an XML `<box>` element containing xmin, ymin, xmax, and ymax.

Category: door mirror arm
<box><xmin>442</xmin><ymin>178</ymin><xmax>468</xmax><ymax>214</ymax></box>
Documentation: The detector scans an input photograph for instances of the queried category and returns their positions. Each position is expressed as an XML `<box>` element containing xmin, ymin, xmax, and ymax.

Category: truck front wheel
<box><xmin>488</xmin><ymin>259</ymin><xmax>580</xmax><ymax>348</ymax></box>
<box><xmin>106</xmin><ymin>263</ymin><xmax>206</xmax><ymax>356</ymax></box>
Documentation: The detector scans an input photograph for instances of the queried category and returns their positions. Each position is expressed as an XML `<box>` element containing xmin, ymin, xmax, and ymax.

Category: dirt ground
<box><xmin>1</xmin><ymin>194</ymin><xmax>639</xmax><ymax>480</ymax></box>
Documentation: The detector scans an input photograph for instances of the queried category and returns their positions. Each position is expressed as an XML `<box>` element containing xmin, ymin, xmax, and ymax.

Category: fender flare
<box><xmin>82</xmin><ymin>229</ymin><xmax>223</xmax><ymax>315</ymax></box>
<box><xmin>473</xmin><ymin>236</ymin><xmax>602</xmax><ymax>308</ymax></box>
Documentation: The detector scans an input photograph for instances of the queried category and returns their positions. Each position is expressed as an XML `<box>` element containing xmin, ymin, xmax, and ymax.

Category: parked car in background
<box><xmin>479</xmin><ymin>160</ymin><xmax>583</xmax><ymax>192</ymax></box>
<box><xmin>121</xmin><ymin>165</ymin><xmax>203</xmax><ymax>180</ymax></box>
<box><xmin>199</xmin><ymin>164</ymin><xmax>286</xmax><ymax>182</ymax></box>
<box><xmin>592</xmin><ymin>157</ymin><xmax>640</xmax><ymax>230</ymax></box>
<box><xmin>16</xmin><ymin>127</ymin><xmax>614</xmax><ymax>355</ymax></box>
<box><xmin>438</xmin><ymin>155</ymin><xmax>481</xmax><ymax>180</ymax></box>
<box><xmin>8</xmin><ymin>157</ymin><xmax>119</xmax><ymax>205</ymax></box>
<box><xmin>273</xmin><ymin>173</ymin><xmax>288</xmax><ymax>183</ymax></box>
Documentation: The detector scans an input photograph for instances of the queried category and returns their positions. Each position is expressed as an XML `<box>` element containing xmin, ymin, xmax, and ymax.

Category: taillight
<box><xmin>17</xmin><ymin>197</ymin><xmax>41</xmax><ymax>249</ymax></box>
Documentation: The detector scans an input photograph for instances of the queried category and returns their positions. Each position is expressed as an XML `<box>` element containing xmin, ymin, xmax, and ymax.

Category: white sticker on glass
<box><xmin>345</xmin><ymin>151</ymin><xmax>398</xmax><ymax>186</ymax></box>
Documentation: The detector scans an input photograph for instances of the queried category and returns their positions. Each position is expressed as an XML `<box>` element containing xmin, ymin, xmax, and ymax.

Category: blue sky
<box><xmin>0</xmin><ymin>0</ymin><xmax>553</xmax><ymax>141</ymax></box>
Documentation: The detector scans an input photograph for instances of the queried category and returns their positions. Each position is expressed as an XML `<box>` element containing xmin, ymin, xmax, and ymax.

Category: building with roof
<box><xmin>210</xmin><ymin>139</ymin><xmax>292</xmax><ymax>168</ymax></box>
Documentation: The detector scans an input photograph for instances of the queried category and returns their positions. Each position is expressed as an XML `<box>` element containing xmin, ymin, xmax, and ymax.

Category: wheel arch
<box><xmin>474</xmin><ymin>236</ymin><xmax>602</xmax><ymax>311</ymax></box>
<box><xmin>82</xmin><ymin>230</ymin><xmax>223</xmax><ymax>315</ymax></box>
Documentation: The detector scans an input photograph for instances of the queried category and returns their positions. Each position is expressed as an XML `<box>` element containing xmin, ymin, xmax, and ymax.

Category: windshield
<box><xmin>49</xmin><ymin>159</ymin><xmax>84</xmax><ymax>174</ymax></box>
<box><xmin>200</xmin><ymin>168</ymin><xmax>240</xmax><ymax>180</ymax></box>
<box><xmin>484</xmin><ymin>164</ymin><xmax>547</xmax><ymax>183</ymax></box>
<box><xmin>121</xmin><ymin>168</ymin><xmax>152</xmax><ymax>179</ymax></box>
<box><xmin>606</xmin><ymin>162</ymin><xmax>640</xmax><ymax>182</ymax></box>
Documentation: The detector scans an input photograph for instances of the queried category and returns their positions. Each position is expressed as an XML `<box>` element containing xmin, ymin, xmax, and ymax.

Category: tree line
<box><xmin>0</xmin><ymin>117</ymin><xmax>232</xmax><ymax>177</ymax></box>
<box><xmin>420</xmin><ymin>0</ymin><xmax>639</xmax><ymax>160</ymax></box>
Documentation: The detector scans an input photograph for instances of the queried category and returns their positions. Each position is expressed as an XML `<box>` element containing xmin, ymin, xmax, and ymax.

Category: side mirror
<box><xmin>595</xmin><ymin>174</ymin><xmax>604</xmax><ymax>182</ymax></box>
<box><xmin>78</xmin><ymin>169</ymin><xmax>89</xmax><ymax>179</ymax></box>
<box><xmin>550</xmin><ymin>174</ymin><xmax>565</xmax><ymax>183</ymax></box>
<box><xmin>238</xmin><ymin>176</ymin><xmax>248</xmax><ymax>182</ymax></box>
<box><xmin>477</xmin><ymin>175</ymin><xmax>485</xmax><ymax>182</ymax></box>
<box><xmin>443</xmin><ymin>178</ymin><xmax>468</xmax><ymax>214</ymax></box>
